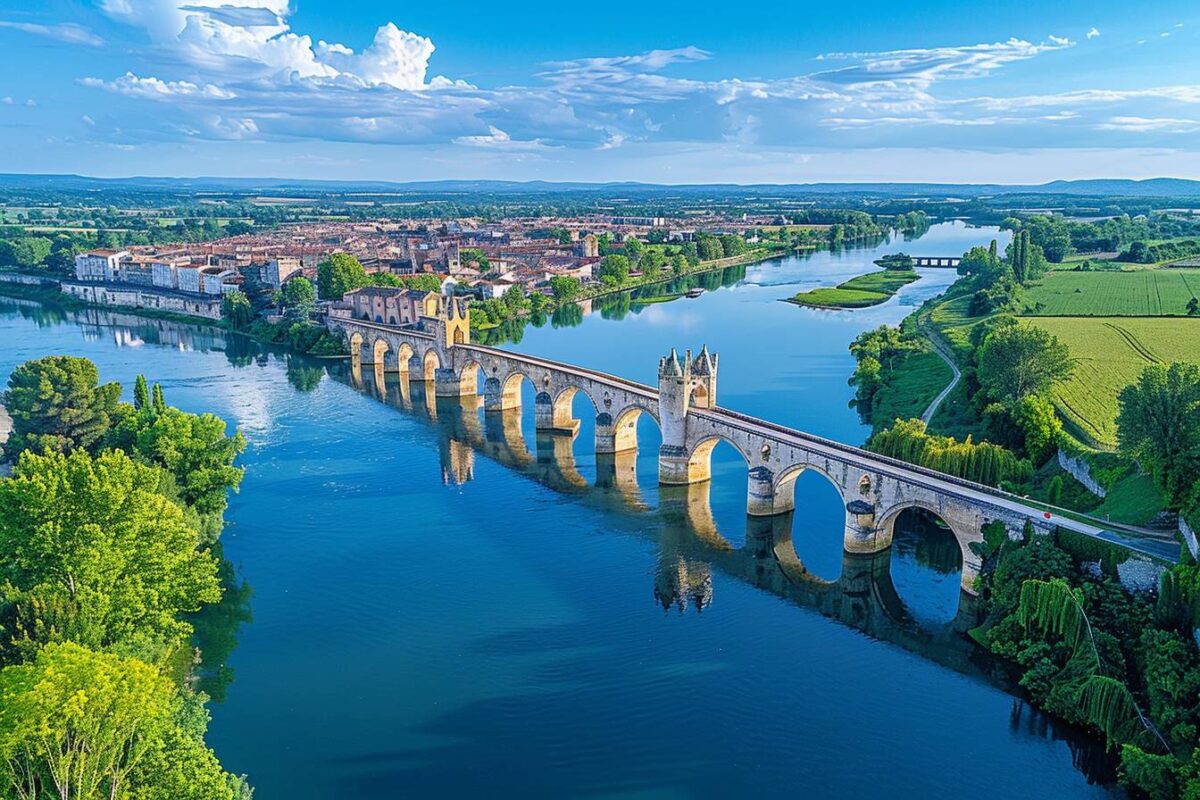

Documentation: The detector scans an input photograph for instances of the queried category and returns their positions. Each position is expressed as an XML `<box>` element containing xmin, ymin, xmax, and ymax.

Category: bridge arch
<box><xmin>770</xmin><ymin>463</ymin><xmax>850</xmax><ymax>582</ymax></box>
<box><xmin>875</xmin><ymin>500</ymin><xmax>979</xmax><ymax>597</ymax></box>
<box><xmin>485</xmin><ymin>370</ymin><xmax>531</xmax><ymax>412</ymax></box>
<box><xmin>456</xmin><ymin>358</ymin><xmax>483</xmax><ymax>396</ymax></box>
<box><xmin>372</xmin><ymin>337</ymin><xmax>391</xmax><ymax>370</ymax></box>
<box><xmin>348</xmin><ymin>331</ymin><xmax>364</xmax><ymax>368</ymax></box>
<box><xmin>771</xmin><ymin>462</ymin><xmax>847</xmax><ymax>516</ymax></box>
<box><xmin>686</xmin><ymin>434</ymin><xmax>752</xmax><ymax>484</ymax></box>
<box><xmin>421</xmin><ymin>348</ymin><xmax>440</xmax><ymax>382</ymax></box>
<box><xmin>395</xmin><ymin>342</ymin><xmax>415</xmax><ymax>377</ymax></box>
<box><xmin>604</xmin><ymin>404</ymin><xmax>660</xmax><ymax>454</ymax></box>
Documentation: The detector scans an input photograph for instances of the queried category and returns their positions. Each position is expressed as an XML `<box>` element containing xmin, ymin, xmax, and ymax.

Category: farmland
<box><xmin>1021</xmin><ymin>268</ymin><xmax>1200</xmax><ymax>316</ymax></box>
<box><xmin>1021</xmin><ymin>316</ymin><xmax>1200</xmax><ymax>446</ymax></box>
<box><xmin>790</xmin><ymin>268</ymin><xmax>918</xmax><ymax>309</ymax></box>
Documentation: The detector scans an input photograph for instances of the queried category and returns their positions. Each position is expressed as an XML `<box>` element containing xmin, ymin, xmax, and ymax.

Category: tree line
<box><xmin>0</xmin><ymin>356</ymin><xmax>251</xmax><ymax>798</ymax></box>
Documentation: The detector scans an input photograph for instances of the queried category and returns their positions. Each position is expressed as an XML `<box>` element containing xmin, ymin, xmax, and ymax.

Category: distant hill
<box><xmin>1</xmin><ymin>174</ymin><xmax>1199</xmax><ymax>199</ymax></box>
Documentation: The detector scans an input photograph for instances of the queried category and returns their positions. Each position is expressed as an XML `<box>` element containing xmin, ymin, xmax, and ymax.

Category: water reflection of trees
<box><xmin>473</xmin><ymin>263</ymin><xmax>751</xmax><ymax>345</ymax></box>
<box><xmin>188</xmin><ymin>545</ymin><xmax>253</xmax><ymax>703</ymax></box>
<box><xmin>894</xmin><ymin>508</ymin><xmax>962</xmax><ymax>575</ymax></box>
<box><xmin>286</xmin><ymin>355</ymin><xmax>326</xmax><ymax>392</ymax></box>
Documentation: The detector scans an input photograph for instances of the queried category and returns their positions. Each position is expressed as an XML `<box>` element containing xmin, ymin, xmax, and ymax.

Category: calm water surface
<box><xmin>0</xmin><ymin>223</ymin><xmax>1120</xmax><ymax>798</ymax></box>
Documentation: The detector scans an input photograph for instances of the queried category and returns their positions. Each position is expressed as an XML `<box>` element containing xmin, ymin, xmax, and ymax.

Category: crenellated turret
<box><xmin>657</xmin><ymin>345</ymin><xmax>720</xmax><ymax>483</ymax></box>
<box><xmin>658</xmin><ymin>348</ymin><xmax>684</xmax><ymax>378</ymax></box>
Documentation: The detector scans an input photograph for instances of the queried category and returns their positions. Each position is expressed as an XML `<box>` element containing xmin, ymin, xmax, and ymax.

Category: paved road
<box><xmin>920</xmin><ymin>324</ymin><xmax>961</xmax><ymax>424</ymax></box>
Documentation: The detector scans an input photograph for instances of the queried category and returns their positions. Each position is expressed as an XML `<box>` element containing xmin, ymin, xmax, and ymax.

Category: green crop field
<box><xmin>790</xmin><ymin>269</ymin><xmax>918</xmax><ymax>309</ymax></box>
<box><xmin>1022</xmin><ymin>269</ymin><xmax>1200</xmax><ymax>316</ymax></box>
<box><xmin>1022</xmin><ymin>317</ymin><xmax>1200</xmax><ymax>446</ymax></box>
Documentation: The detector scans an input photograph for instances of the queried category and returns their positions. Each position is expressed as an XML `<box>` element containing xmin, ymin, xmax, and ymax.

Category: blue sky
<box><xmin>0</xmin><ymin>0</ymin><xmax>1197</xmax><ymax>183</ymax></box>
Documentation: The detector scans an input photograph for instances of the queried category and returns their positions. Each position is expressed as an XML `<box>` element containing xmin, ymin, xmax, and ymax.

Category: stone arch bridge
<box><xmin>331</xmin><ymin>315</ymin><xmax>1173</xmax><ymax>594</ymax></box>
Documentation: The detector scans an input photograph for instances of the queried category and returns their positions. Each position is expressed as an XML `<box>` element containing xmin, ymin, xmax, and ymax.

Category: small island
<box><xmin>788</xmin><ymin>268</ymin><xmax>919</xmax><ymax>309</ymax></box>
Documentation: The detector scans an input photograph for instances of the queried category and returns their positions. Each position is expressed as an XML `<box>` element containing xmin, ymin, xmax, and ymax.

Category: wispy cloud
<box><xmin>1086</xmin><ymin>27</ymin><xmax>1100</xmax><ymax>39</ymax></box>
<box><xmin>1098</xmin><ymin>116</ymin><xmax>1200</xmax><ymax>133</ymax></box>
<box><xmin>0</xmin><ymin>20</ymin><xmax>103</xmax><ymax>47</ymax></box>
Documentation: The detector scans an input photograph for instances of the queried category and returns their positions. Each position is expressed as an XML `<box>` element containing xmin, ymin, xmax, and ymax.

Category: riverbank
<box><xmin>574</xmin><ymin>244</ymin><xmax>793</xmax><ymax>306</ymax></box>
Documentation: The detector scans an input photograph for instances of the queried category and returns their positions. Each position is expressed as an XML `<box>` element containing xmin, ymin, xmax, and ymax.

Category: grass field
<box><xmin>1023</xmin><ymin>317</ymin><xmax>1200</xmax><ymax>446</ymax></box>
<box><xmin>1021</xmin><ymin>269</ymin><xmax>1200</xmax><ymax>316</ymax></box>
<box><xmin>790</xmin><ymin>269</ymin><xmax>918</xmax><ymax>309</ymax></box>
<box><xmin>869</xmin><ymin>349</ymin><xmax>953</xmax><ymax>430</ymax></box>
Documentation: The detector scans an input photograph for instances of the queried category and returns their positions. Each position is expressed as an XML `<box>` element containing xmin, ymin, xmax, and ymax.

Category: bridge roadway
<box><xmin>333</xmin><ymin>315</ymin><xmax>1177</xmax><ymax>594</ymax></box>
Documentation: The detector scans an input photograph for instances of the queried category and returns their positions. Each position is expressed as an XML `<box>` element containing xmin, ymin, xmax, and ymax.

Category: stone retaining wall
<box><xmin>1182</xmin><ymin>516</ymin><xmax>1199</xmax><ymax>560</ymax></box>
<box><xmin>1057</xmin><ymin>449</ymin><xmax>1106</xmax><ymax>498</ymax></box>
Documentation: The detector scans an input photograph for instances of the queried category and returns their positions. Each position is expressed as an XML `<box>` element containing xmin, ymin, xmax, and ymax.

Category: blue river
<box><xmin>0</xmin><ymin>222</ymin><xmax>1121</xmax><ymax>797</ymax></box>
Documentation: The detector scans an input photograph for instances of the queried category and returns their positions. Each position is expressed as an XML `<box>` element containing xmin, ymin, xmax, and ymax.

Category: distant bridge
<box><xmin>328</xmin><ymin>312</ymin><xmax>1176</xmax><ymax>594</ymax></box>
<box><xmin>910</xmin><ymin>256</ymin><xmax>962</xmax><ymax>268</ymax></box>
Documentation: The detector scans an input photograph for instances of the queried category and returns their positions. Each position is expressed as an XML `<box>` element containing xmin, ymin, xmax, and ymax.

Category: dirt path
<box><xmin>920</xmin><ymin>325</ymin><xmax>961</xmax><ymax>424</ymax></box>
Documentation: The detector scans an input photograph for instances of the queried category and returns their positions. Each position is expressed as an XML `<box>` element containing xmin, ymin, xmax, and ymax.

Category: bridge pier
<box><xmin>658</xmin><ymin>445</ymin><xmax>703</xmax><ymax>485</ymax></box>
<box><xmin>434</xmin><ymin>367</ymin><xmax>472</xmax><ymax>397</ymax></box>
<box><xmin>535</xmin><ymin>391</ymin><xmax>580</xmax><ymax>435</ymax></box>
<box><xmin>844</xmin><ymin>510</ymin><xmax>892</xmax><ymax>555</ymax></box>
<box><xmin>483</xmin><ymin>376</ymin><xmax>521</xmax><ymax>412</ymax></box>
<box><xmin>746</xmin><ymin>466</ymin><xmax>778</xmax><ymax>516</ymax></box>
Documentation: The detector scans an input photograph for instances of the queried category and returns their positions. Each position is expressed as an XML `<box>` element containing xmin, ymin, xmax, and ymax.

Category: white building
<box><xmin>177</xmin><ymin>265</ymin><xmax>202</xmax><ymax>294</ymax></box>
<box><xmin>200</xmin><ymin>266</ymin><xmax>239</xmax><ymax>295</ymax></box>
<box><xmin>151</xmin><ymin>261</ymin><xmax>178</xmax><ymax>289</ymax></box>
<box><xmin>74</xmin><ymin>250</ymin><xmax>129</xmax><ymax>282</ymax></box>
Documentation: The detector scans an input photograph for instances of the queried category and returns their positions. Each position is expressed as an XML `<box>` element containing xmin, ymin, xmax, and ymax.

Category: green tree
<box><xmin>1116</xmin><ymin>362</ymin><xmax>1200</xmax><ymax>508</ymax></box>
<box><xmin>957</xmin><ymin>242</ymin><xmax>1008</xmax><ymax>282</ymax></box>
<box><xmin>1012</xmin><ymin>393</ymin><xmax>1063</xmax><ymax>464</ymax></box>
<box><xmin>220</xmin><ymin>290</ymin><xmax>253</xmax><ymax>331</ymax></box>
<box><xmin>977</xmin><ymin>325</ymin><xmax>1073</xmax><ymax>403</ymax></box>
<box><xmin>0</xmin><ymin>448</ymin><xmax>221</xmax><ymax>658</ymax></box>
<box><xmin>0</xmin><ymin>642</ymin><xmax>243</xmax><ymax>800</ymax></box>
<box><xmin>549</xmin><ymin>275</ymin><xmax>581</xmax><ymax>301</ymax></box>
<box><xmin>3</xmin><ymin>356</ymin><xmax>122</xmax><ymax>458</ymax></box>
<box><xmin>501</xmin><ymin>284</ymin><xmax>529</xmax><ymax>314</ymax></box>
<box><xmin>460</xmin><ymin>248</ymin><xmax>489</xmax><ymax>272</ymax></box>
<box><xmin>316</xmin><ymin>252</ymin><xmax>368</xmax><ymax>300</ymax></box>
<box><xmin>598</xmin><ymin>255</ymin><xmax>631</xmax><ymax>286</ymax></box>
<box><xmin>105</xmin><ymin>388</ymin><xmax>246</xmax><ymax>524</ymax></box>
<box><xmin>639</xmin><ymin>248</ymin><xmax>665</xmax><ymax>280</ymax></box>
<box><xmin>622</xmin><ymin>237</ymin><xmax>644</xmax><ymax>262</ymax></box>
<box><xmin>133</xmin><ymin>374</ymin><xmax>150</xmax><ymax>411</ymax></box>
<box><xmin>281</xmin><ymin>276</ymin><xmax>316</xmax><ymax>322</ymax></box>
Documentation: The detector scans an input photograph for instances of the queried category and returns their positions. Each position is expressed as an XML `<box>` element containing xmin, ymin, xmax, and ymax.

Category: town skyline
<box><xmin>1</xmin><ymin>0</ymin><xmax>1198</xmax><ymax>183</ymax></box>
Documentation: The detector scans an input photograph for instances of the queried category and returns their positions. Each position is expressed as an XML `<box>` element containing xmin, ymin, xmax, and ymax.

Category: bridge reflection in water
<box><xmin>336</xmin><ymin>359</ymin><xmax>1118</xmax><ymax>782</ymax></box>
<box><xmin>344</xmin><ymin>360</ymin><xmax>993</xmax><ymax>668</ymax></box>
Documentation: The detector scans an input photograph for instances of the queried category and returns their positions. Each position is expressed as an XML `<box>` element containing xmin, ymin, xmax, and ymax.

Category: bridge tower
<box><xmin>657</xmin><ymin>346</ymin><xmax>719</xmax><ymax>484</ymax></box>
